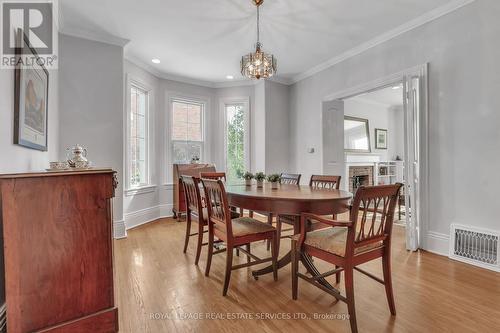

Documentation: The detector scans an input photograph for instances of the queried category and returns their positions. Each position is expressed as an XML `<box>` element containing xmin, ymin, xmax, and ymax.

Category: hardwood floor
<box><xmin>114</xmin><ymin>217</ymin><xmax>500</xmax><ymax>333</ymax></box>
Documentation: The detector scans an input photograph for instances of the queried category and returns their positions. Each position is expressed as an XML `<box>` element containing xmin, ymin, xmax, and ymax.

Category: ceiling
<box><xmin>351</xmin><ymin>84</ymin><xmax>404</xmax><ymax>107</ymax></box>
<box><xmin>60</xmin><ymin>0</ymin><xmax>460</xmax><ymax>84</ymax></box>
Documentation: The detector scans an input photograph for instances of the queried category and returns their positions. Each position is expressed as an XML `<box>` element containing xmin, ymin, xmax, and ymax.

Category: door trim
<box><xmin>321</xmin><ymin>64</ymin><xmax>429</xmax><ymax>251</ymax></box>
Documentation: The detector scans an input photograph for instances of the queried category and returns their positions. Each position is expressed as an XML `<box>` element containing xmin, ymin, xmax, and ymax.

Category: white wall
<box><xmin>0</xmin><ymin>68</ymin><xmax>59</xmax><ymax>173</ymax></box>
<box><xmin>122</xmin><ymin>60</ymin><xmax>164</xmax><ymax>230</ymax></box>
<box><xmin>59</xmin><ymin>34</ymin><xmax>125</xmax><ymax>234</ymax></box>
<box><xmin>289</xmin><ymin>0</ymin><xmax>500</xmax><ymax>254</ymax></box>
<box><xmin>253</xmin><ymin>81</ymin><xmax>266</xmax><ymax>172</ymax></box>
<box><xmin>344</xmin><ymin>98</ymin><xmax>392</xmax><ymax>161</ymax></box>
<box><xmin>265</xmin><ymin>80</ymin><xmax>290</xmax><ymax>174</ymax></box>
<box><xmin>388</xmin><ymin>105</ymin><xmax>404</xmax><ymax>160</ymax></box>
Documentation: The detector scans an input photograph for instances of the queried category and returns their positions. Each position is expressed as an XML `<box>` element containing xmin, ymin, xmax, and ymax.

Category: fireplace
<box><xmin>349</xmin><ymin>166</ymin><xmax>374</xmax><ymax>193</ymax></box>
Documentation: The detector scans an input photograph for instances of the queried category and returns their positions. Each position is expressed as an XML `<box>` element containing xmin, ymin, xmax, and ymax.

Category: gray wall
<box><xmin>289</xmin><ymin>0</ymin><xmax>500</xmax><ymax>254</ymax></box>
<box><xmin>265</xmin><ymin>80</ymin><xmax>290</xmax><ymax>174</ymax></box>
<box><xmin>0</xmin><ymin>68</ymin><xmax>59</xmax><ymax>172</ymax></box>
<box><xmin>59</xmin><ymin>34</ymin><xmax>125</xmax><ymax>223</ymax></box>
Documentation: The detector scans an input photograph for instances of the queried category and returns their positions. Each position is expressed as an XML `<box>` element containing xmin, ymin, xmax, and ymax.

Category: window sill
<box><xmin>124</xmin><ymin>185</ymin><xmax>157</xmax><ymax>197</ymax></box>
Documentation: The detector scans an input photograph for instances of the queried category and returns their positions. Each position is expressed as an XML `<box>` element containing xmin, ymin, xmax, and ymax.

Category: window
<box><xmin>129</xmin><ymin>84</ymin><xmax>149</xmax><ymax>188</ymax></box>
<box><xmin>171</xmin><ymin>99</ymin><xmax>204</xmax><ymax>164</ymax></box>
<box><xmin>224</xmin><ymin>99</ymin><xmax>249</xmax><ymax>182</ymax></box>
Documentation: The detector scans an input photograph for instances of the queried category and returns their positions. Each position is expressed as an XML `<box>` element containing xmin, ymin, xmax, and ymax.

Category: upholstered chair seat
<box><xmin>294</xmin><ymin>227</ymin><xmax>382</xmax><ymax>257</ymax></box>
<box><xmin>213</xmin><ymin>217</ymin><xmax>276</xmax><ymax>237</ymax></box>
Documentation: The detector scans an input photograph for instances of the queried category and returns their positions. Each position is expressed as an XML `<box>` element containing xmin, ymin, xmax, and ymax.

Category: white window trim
<box><xmin>165</xmin><ymin>92</ymin><xmax>210</xmax><ymax>184</ymax></box>
<box><xmin>220</xmin><ymin>97</ymin><xmax>251</xmax><ymax>176</ymax></box>
<box><xmin>125</xmin><ymin>74</ymin><xmax>155</xmax><ymax>192</ymax></box>
<box><xmin>124</xmin><ymin>184</ymin><xmax>157</xmax><ymax>197</ymax></box>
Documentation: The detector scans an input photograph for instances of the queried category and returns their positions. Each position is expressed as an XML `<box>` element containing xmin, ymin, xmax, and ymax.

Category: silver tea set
<box><xmin>48</xmin><ymin>144</ymin><xmax>93</xmax><ymax>170</ymax></box>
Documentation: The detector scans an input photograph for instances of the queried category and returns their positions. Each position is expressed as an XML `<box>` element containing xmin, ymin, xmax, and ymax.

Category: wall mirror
<box><xmin>344</xmin><ymin>116</ymin><xmax>371</xmax><ymax>153</ymax></box>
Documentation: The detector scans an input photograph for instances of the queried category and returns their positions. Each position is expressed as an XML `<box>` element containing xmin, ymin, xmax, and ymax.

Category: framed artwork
<box><xmin>14</xmin><ymin>29</ymin><xmax>49</xmax><ymax>151</ymax></box>
<box><xmin>375</xmin><ymin>128</ymin><xmax>388</xmax><ymax>149</ymax></box>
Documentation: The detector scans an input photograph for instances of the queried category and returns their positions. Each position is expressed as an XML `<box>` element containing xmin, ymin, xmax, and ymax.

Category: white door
<box><xmin>403</xmin><ymin>75</ymin><xmax>421</xmax><ymax>251</ymax></box>
<box><xmin>322</xmin><ymin>100</ymin><xmax>345</xmax><ymax>184</ymax></box>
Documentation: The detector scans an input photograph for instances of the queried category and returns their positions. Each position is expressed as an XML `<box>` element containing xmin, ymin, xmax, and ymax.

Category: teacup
<box><xmin>50</xmin><ymin>161</ymin><xmax>68</xmax><ymax>170</ymax></box>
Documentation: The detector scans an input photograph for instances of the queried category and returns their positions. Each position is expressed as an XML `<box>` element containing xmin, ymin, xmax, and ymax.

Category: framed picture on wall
<box><xmin>375</xmin><ymin>128</ymin><xmax>388</xmax><ymax>149</ymax></box>
<box><xmin>14</xmin><ymin>29</ymin><xmax>49</xmax><ymax>151</ymax></box>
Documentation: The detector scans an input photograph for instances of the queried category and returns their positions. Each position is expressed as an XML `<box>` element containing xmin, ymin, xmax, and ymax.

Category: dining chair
<box><xmin>291</xmin><ymin>183</ymin><xmax>403</xmax><ymax>333</ymax></box>
<box><xmin>181</xmin><ymin>175</ymin><xmax>208</xmax><ymax>265</ymax></box>
<box><xmin>201</xmin><ymin>171</ymin><xmax>240</xmax><ymax>215</ymax></box>
<box><xmin>200</xmin><ymin>172</ymin><xmax>227</xmax><ymax>182</ymax></box>
<box><xmin>280</xmin><ymin>173</ymin><xmax>302</xmax><ymax>185</ymax></box>
<box><xmin>200</xmin><ymin>171</ymin><xmax>241</xmax><ymax>255</ymax></box>
<box><xmin>250</xmin><ymin>172</ymin><xmax>302</xmax><ymax>250</ymax></box>
<box><xmin>276</xmin><ymin>175</ymin><xmax>341</xmax><ymax>251</ymax></box>
<box><xmin>309</xmin><ymin>174</ymin><xmax>341</xmax><ymax>190</ymax></box>
<box><xmin>201</xmin><ymin>178</ymin><xmax>278</xmax><ymax>296</ymax></box>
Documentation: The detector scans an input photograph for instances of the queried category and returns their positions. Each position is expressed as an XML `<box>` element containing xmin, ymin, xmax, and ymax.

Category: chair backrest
<box><xmin>200</xmin><ymin>172</ymin><xmax>227</xmax><ymax>182</ymax></box>
<box><xmin>309</xmin><ymin>175</ymin><xmax>341</xmax><ymax>189</ymax></box>
<box><xmin>181</xmin><ymin>176</ymin><xmax>204</xmax><ymax>221</ymax></box>
<box><xmin>349</xmin><ymin>183</ymin><xmax>403</xmax><ymax>249</ymax></box>
<box><xmin>200</xmin><ymin>178</ymin><xmax>232</xmax><ymax>236</ymax></box>
<box><xmin>280</xmin><ymin>173</ymin><xmax>301</xmax><ymax>185</ymax></box>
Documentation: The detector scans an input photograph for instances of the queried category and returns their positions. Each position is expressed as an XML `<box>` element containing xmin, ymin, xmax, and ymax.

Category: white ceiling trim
<box><xmin>125</xmin><ymin>55</ymin><xmax>291</xmax><ymax>89</ymax></box>
<box><xmin>125</xmin><ymin>55</ymin><xmax>216</xmax><ymax>88</ymax></box>
<box><xmin>290</xmin><ymin>0</ymin><xmax>476</xmax><ymax>84</ymax></box>
<box><xmin>60</xmin><ymin>28</ymin><xmax>130</xmax><ymax>47</ymax></box>
<box><xmin>60</xmin><ymin>0</ymin><xmax>474</xmax><ymax>89</ymax></box>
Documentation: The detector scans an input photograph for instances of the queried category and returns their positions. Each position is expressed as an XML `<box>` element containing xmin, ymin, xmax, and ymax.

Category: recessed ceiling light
<box><xmin>151</xmin><ymin>59</ymin><xmax>161</xmax><ymax>64</ymax></box>
<box><xmin>226</xmin><ymin>75</ymin><xmax>234</xmax><ymax>80</ymax></box>
<box><xmin>392</xmin><ymin>85</ymin><xmax>402</xmax><ymax>90</ymax></box>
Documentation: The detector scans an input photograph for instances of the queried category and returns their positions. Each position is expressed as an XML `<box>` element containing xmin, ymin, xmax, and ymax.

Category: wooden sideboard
<box><xmin>172</xmin><ymin>163</ymin><xmax>215</xmax><ymax>220</ymax></box>
<box><xmin>0</xmin><ymin>169</ymin><xmax>118</xmax><ymax>333</ymax></box>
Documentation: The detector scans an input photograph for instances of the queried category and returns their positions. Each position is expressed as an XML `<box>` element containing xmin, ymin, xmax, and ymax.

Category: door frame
<box><xmin>321</xmin><ymin>64</ymin><xmax>429</xmax><ymax>251</ymax></box>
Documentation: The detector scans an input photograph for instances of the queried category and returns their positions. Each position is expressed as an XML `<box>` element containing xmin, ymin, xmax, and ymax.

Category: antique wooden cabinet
<box><xmin>172</xmin><ymin>163</ymin><xmax>215</xmax><ymax>220</ymax></box>
<box><xmin>0</xmin><ymin>169</ymin><xmax>118</xmax><ymax>333</ymax></box>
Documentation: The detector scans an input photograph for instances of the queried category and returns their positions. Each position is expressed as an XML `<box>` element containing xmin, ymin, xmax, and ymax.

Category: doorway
<box><xmin>321</xmin><ymin>64</ymin><xmax>428</xmax><ymax>251</ymax></box>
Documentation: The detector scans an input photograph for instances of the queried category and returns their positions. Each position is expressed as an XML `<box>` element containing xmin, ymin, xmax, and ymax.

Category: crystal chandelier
<box><xmin>241</xmin><ymin>0</ymin><xmax>277</xmax><ymax>80</ymax></box>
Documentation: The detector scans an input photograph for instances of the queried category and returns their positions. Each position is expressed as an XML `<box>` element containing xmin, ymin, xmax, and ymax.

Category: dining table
<box><xmin>225</xmin><ymin>182</ymin><xmax>352</xmax><ymax>290</ymax></box>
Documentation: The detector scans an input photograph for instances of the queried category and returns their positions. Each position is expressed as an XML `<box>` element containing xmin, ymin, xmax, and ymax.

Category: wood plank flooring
<box><xmin>114</xmin><ymin>217</ymin><xmax>500</xmax><ymax>333</ymax></box>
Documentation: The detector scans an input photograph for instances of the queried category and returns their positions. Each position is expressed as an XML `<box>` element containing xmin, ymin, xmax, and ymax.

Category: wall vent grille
<box><xmin>450</xmin><ymin>224</ymin><xmax>499</xmax><ymax>271</ymax></box>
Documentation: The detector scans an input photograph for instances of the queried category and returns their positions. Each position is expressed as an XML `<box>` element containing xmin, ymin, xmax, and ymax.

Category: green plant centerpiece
<box><xmin>267</xmin><ymin>174</ymin><xmax>281</xmax><ymax>189</ymax></box>
<box><xmin>242</xmin><ymin>171</ymin><xmax>254</xmax><ymax>186</ymax></box>
<box><xmin>255</xmin><ymin>172</ymin><xmax>266</xmax><ymax>188</ymax></box>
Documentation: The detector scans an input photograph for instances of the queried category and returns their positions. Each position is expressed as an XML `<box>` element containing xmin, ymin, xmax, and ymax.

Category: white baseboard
<box><xmin>424</xmin><ymin>231</ymin><xmax>449</xmax><ymax>256</ymax></box>
<box><xmin>125</xmin><ymin>204</ymin><xmax>174</xmax><ymax>231</ymax></box>
<box><xmin>159</xmin><ymin>203</ymin><xmax>174</xmax><ymax>218</ymax></box>
<box><xmin>114</xmin><ymin>219</ymin><xmax>127</xmax><ymax>239</ymax></box>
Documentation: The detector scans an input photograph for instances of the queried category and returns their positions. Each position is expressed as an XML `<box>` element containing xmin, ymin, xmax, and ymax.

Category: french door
<box><xmin>403</xmin><ymin>74</ymin><xmax>422</xmax><ymax>251</ymax></box>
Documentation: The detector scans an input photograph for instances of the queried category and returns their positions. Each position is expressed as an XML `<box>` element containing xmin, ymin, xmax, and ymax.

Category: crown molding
<box><xmin>125</xmin><ymin>54</ymin><xmax>291</xmax><ymax>89</ymax></box>
<box><xmin>124</xmin><ymin>55</ymin><xmax>216</xmax><ymax>88</ymax></box>
<box><xmin>61</xmin><ymin>0</ymin><xmax>475</xmax><ymax>88</ymax></box>
<box><xmin>59</xmin><ymin>28</ymin><xmax>130</xmax><ymax>47</ymax></box>
<box><xmin>290</xmin><ymin>0</ymin><xmax>476</xmax><ymax>84</ymax></box>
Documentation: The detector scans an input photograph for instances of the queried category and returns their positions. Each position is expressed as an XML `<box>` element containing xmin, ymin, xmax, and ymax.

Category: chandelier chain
<box><xmin>256</xmin><ymin>6</ymin><xmax>260</xmax><ymax>45</ymax></box>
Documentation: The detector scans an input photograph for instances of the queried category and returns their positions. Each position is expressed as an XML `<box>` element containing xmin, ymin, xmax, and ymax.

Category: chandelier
<box><xmin>240</xmin><ymin>0</ymin><xmax>277</xmax><ymax>80</ymax></box>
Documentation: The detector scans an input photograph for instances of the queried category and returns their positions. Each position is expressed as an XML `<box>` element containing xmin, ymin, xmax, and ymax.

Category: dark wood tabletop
<box><xmin>226</xmin><ymin>183</ymin><xmax>352</xmax><ymax>216</ymax></box>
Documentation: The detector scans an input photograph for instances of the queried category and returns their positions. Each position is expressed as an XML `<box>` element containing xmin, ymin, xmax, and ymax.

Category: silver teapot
<box><xmin>66</xmin><ymin>144</ymin><xmax>89</xmax><ymax>168</ymax></box>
